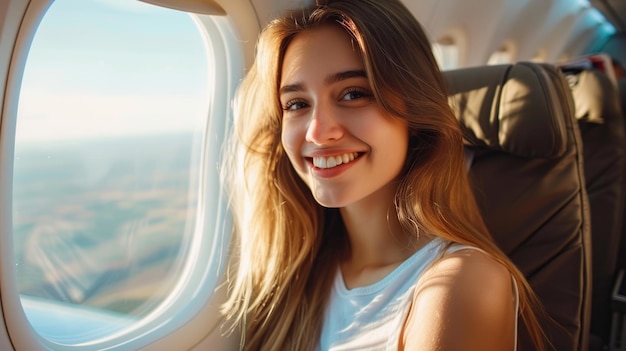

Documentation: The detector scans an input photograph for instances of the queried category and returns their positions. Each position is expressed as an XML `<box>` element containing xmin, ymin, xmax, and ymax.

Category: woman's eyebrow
<box><xmin>279</xmin><ymin>82</ymin><xmax>304</xmax><ymax>95</ymax></box>
<box><xmin>279</xmin><ymin>69</ymin><xmax>367</xmax><ymax>96</ymax></box>
<box><xmin>325</xmin><ymin>69</ymin><xmax>367</xmax><ymax>85</ymax></box>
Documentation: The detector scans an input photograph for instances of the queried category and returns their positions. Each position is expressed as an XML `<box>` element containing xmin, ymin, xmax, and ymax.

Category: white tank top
<box><xmin>316</xmin><ymin>238</ymin><xmax>519</xmax><ymax>351</ymax></box>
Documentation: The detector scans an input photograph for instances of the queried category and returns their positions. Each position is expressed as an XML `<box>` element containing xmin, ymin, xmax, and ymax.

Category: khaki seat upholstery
<box><xmin>566</xmin><ymin>68</ymin><xmax>626</xmax><ymax>350</ymax></box>
<box><xmin>610</xmin><ymin>75</ymin><xmax>626</xmax><ymax>351</ymax></box>
<box><xmin>619</xmin><ymin>78</ymin><xmax>626</xmax><ymax>125</ymax></box>
<box><xmin>444</xmin><ymin>62</ymin><xmax>591</xmax><ymax>351</ymax></box>
<box><xmin>619</xmin><ymin>77</ymin><xmax>626</xmax><ymax>272</ymax></box>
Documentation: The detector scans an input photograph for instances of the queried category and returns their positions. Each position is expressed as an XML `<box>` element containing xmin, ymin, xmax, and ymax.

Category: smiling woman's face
<box><xmin>279</xmin><ymin>24</ymin><xmax>409</xmax><ymax>209</ymax></box>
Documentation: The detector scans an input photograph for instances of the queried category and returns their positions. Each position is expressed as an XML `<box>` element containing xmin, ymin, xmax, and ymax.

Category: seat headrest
<box><xmin>569</xmin><ymin>69</ymin><xmax>622</xmax><ymax>124</ymax></box>
<box><xmin>444</xmin><ymin>62</ymin><xmax>569</xmax><ymax>158</ymax></box>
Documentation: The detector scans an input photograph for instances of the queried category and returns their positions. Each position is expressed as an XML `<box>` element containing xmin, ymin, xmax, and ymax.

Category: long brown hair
<box><xmin>222</xmin><ymin>0</ymin><xmax>547</xmax><ymax>350</ymax></box>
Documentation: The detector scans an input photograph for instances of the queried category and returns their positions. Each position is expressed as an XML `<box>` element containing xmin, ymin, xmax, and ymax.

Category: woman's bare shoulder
<box><xmin>422</xmin><ymin>247</ymin><xmax>512</xmax><ymax>289</ymax></box>
<box><xmin>401</xmin><ymin>248</ymin><xmax>516</xmax><ymax>351</ymax></box>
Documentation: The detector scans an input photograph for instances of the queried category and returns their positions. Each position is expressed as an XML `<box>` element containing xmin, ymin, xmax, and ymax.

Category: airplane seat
<box><xmin>610</xmin><ymin>75</ymin><xmax>626</xmax><ymax>351</ymax></box>
<box><xmin>617</xmin><ymin>76</ymin><xmax>626</xmax><ymax>122</ymax></box>
<box><xmin>565</xmin><ymin>68</ymin><xmax>626</xmax><ymax>351</ymax></box>
<box><xmin>619</xmin><ymin>77</ymin><xmax>626</xmax><ymax>273</ymax></box>
<box><xmin>444</xmin><ymin>62</ymin><xmax>591</xmax><ymax>351</ymax></box>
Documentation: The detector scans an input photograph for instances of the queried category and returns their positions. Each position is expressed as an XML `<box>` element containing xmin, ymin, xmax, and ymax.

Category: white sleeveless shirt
<box><xmin>316</xmin><ymin>238</ymin><xmax>519</xmax><ymax>351</ymax></box>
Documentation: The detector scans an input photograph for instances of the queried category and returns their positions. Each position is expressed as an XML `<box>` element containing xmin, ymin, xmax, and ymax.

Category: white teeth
<box><xmin>313</xmin><ymin>152</ymin><xmax>358</xmax><ymax>169</ymax></box>
<box><xmin>327</xmin><ymin>157</ymin><xmax>337</xmax><ymax>168</ymax></box>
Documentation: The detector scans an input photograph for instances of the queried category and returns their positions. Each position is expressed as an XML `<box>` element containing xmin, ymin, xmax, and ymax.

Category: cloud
<box><xmin>16</xmin><ymin>91</ymin><xmax>209</xmax><ymax>143</ymax></box>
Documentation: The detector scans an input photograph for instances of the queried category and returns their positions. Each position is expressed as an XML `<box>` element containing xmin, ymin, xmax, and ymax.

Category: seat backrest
<box><xmin>617</xmin><ymin>76</ymin><xmax>626</xmax><ymax>117</ymax></box>
<box><xmin>619</xmin><ymin>77</ymin><xmax>626</xmax><ymax>272</ymax></box>
<box><xmin>444</xmin><ymin>62</ymin><xmax>591</xmax><ymax>351</ymax></box>
<box><xmin>567</xmin><ymin>68</ymin><xmax>626</xmax><ymax>348</ymax></box>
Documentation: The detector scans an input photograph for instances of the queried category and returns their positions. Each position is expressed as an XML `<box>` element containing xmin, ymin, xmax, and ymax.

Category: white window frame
<box><xmin>488</xmin><ymin>42</ymin><xmax>516</xmax><ymax>65</ymax></box>
<box><xmin>0</xmin><ymin>0</ymin><xmax>255</xmax><ymax>349</ymax></box>
<box><xmin>432</xmin><ymin>36</ymin><xmax>460</xmax><ymax>71</ymax></box>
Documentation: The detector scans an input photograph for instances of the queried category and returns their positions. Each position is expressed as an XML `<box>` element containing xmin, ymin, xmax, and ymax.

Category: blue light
<box><xmin>588</xmin><ymin>7</ymin><xmax>605</xmax><ymax>22</ymax></box>
<box><xmin>602</xmin><ymin>22</ymin><xmax>616</xmax><ymax>35</ymax></box>
<box><xmin>582</xmin><ymin>5</ymin><xmax>615</xmax><ymax>35</ymax></box>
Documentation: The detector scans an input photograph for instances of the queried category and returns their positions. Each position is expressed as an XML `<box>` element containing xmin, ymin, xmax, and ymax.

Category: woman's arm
<box><xmin>401</xmin><ymin>249</ymin><xmax>516</xmax><ymax>351</ymax></box>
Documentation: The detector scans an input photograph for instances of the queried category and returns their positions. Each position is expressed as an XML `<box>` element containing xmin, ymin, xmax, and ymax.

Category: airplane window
<box><xmin>487</xmin><ymin>44</ymin><xmax>514</xmax><ymax>65</ymax></box>
<box><xmin>12</xmin><ymin>0</ymin><xmax>222</xmax><ymax>346</ymax></box>
<box><xmin>559</xmin><ymin>53</ymin><xmax>572</xmax><ymax>62</ymax></box>
<box><xmin>432</xmin><ymin>37</ymin><xmax>459</xmax><ymax>71</ymax></box>
<box><xmin>532</xmin><ymin>49</ymin><xmax>547</xmax><ymax>62</ymax></box>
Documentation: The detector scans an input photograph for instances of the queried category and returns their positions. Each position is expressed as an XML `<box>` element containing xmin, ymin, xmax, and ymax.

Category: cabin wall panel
<box><xmin>565</xmin><ymin>27</ymin><xmax>607</xmax><ymax>58</ymax></box>
<box><xmin>591</xmin><ymin>0</ymin><xmax>626</xmax><ymax>33</ymax></box>
<box><xmin>504</xmin><ymin>0</ymin><xmax>553</xmax><ymax>61</ymax></box>
<box><xmin>485</xmin><ymin>0</ymin><xmax>537</xmax><ymax>62</ymax></box>
<box><xmin>422</xmin><ymin>0</ymin><xmax>507</xmax><ymax>66</ymax></box>
<box><xmin>250</xmin><ymin>0</ymin><xmax>309</xmax><ymax>29</ymax></box>
<box><xmin>408</xmin><ymin>0</ymin><xmax>612</xmax><ymax>67</ymax></box>
<box><xmin>216</xmin><ymin>0</ymin><xmax>261</xmax><ymax>70</ymax></box>
<box><xmin>0</xmin><ymin>0</ymin><xmax>30</xmax><ymax>350</ymax></box>
<box><xmin>402</xmin><ymin>0</ymin><xmax>438</xmax><ymax>30</ymax></box>
<box><xmin>243</xmin><ymin>0</ymin><xmax>613</xmax><ymax>68</ymax></box>
<box><xmin>542</xmin><ymin>14</ymin><xmax>579</xmax><ymax>62</ymax></box>
<box><xmin>560</xmin><ymin>9</ymin><xmax>610</xmax><ymax>59</ymax></box>
<box><xmin>601</xmin><ymin>34</ymin><xmax>626</xmax><ymax>67</ymax></box>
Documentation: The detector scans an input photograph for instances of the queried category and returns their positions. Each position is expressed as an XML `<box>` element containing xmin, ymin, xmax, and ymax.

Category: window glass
<box><xmin>532</xmin><ymin>49</ymin><xmax>546</xmax><ymax>62</ymax></box>
<box><xmin>432</xmin><ymin>37</ymin><xmax>459</xmax><ymax>70</ymax></box>
<box><xmin>488</xmin><ymin>45</ymin><xmax>513</xmax><ymax>65</ymax></box>
<box><xmin>13</xmin><ymin>0</ymin><xmax>210</xmax><ymax>344</ymax></box>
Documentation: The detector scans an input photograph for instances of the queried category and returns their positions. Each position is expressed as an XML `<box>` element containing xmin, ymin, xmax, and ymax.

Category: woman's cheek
<box><xmin>281</xmin><ymin>121</ymin><xmax>305</xmax><ymax>169</ymax></box>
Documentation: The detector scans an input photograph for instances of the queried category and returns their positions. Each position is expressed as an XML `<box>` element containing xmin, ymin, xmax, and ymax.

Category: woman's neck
<box><xmin>338</xmin><ymin>182</ymin><xmax>429</xmax><ymax>289</ymax></box>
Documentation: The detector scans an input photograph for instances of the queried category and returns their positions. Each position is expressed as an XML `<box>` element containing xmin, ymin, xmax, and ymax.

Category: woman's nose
<box><xmin>305</xmin><ymin>104</ymin><xmax>344</xmax><ymax>145</ymax></box>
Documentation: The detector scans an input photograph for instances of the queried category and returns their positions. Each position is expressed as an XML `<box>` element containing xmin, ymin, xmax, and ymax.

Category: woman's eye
<box><xmin>283</xmin><ymin>99</ymin><xmax>308</xmax><ymax>111</ymax></box>
<box><xmin>341</xmin><ymin>88</ymin><xmax>372</xmax><ymax>101</ymax></box>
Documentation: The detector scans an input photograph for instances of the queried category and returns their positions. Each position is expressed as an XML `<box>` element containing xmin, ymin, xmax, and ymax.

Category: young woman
<box><xmin>220</xmin><ymin>0</ymin><xmax>547</xmax><ymax>350</ymax></box>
